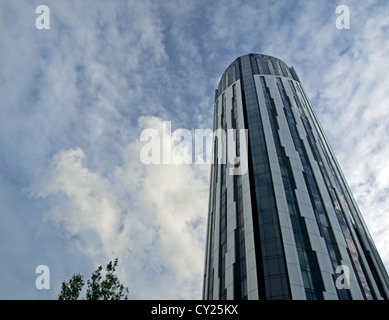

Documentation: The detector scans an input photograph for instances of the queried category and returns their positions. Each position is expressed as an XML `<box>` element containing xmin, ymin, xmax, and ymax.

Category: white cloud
<box><xmin>30</xmin><ymin>148</ymin><xmax>122</xmax><ymax>256</ymax></box>
<box><xmin>30</xmin><ymin>116</ymin><xmax>210</xmax><ymax>299</ymax></box>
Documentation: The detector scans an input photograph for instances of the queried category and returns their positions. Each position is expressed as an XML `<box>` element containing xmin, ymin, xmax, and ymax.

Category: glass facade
<box><xmin>202</xmin><ymin>53</ymin><xmax>389</xmax><ymax>300</ymax></box>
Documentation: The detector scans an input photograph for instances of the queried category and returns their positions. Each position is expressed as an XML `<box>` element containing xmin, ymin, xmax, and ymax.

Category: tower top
<box><xmin>216</xmin><ymin>53</ymin><xmax>300</xmax><ymax>99</ymax></box>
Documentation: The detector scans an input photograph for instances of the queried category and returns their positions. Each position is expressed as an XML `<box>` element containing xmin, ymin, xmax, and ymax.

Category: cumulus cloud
<box><xmin>29</xmin><ymin>148</ymin><xmax>122</xmax><ymax>257</ymax></box>
<box><xmin>30</xmin><ymin>116</ymin><xmax>210</xmax><ymax>299</ymax></box>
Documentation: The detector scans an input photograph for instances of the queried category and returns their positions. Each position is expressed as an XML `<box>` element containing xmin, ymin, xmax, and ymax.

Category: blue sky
<box><xmin>0</xmin><ymin>0</ymin><xmax>388</xmax><ymax>299</ymax></box>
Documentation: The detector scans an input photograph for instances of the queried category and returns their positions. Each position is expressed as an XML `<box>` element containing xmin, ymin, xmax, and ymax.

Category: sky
<box><xmin>0</xmin><ymin>0</ymin><xmax>388</xmax><ymax>300</ymax></box>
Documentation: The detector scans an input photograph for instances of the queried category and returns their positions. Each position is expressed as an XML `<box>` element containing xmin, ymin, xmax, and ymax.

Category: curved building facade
<box><xmin>202</xmin><ymin>53</ymin><xmax>389</xmax><ymax>300</ymax></box>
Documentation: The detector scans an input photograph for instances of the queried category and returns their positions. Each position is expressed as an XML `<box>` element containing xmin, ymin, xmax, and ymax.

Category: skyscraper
<box><xmin>202</xmin><ymin>53</ymin><xmax>389</xmax><ymax>300</ymax></box>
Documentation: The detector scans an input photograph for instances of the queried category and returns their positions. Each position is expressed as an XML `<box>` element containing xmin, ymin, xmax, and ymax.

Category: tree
<box><xmin>58</xmin><ymin>258</ymin><xmax>129</xmax><ymax>300</ymax></box>
<box><xmin>58</xmin><ymin>273</ymin><xmax>84</xmax><ymax>300</ymax></box>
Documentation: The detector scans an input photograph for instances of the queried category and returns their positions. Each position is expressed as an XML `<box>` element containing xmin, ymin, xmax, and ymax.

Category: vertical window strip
<box><xmin>290</xmin><ymin>80</ymin><xmax>374</xmax><ymax>299</ymax></box>
<box><xmin>207</xmin><ymin>211</ymin><xmax>215</xmax><ymax>299</ymax></box>
<box><xmin>276</xmin><ymin>77</ymin><xmax>350</xmax><ymax>298</ymax></box>
<box><xmin>279</xmin><ymin>61</ymin><xmax>290</xmax><ymax>78</ymax></box>
<box><xmin>239</xmin><ymin>56</ymin><xmax>289</xmax><ymax>299</ymax></box>
<box><xmin>206</xmin><ymin>97</ymin><xmax>222</xmax><ymax>299</ymax></box>
<box><xmin>232</xmin><ymin>84</ymin><xmax>248</xmax><ymax>299</ymax></box>
<box><xmin>261</xmin><ymin>77</ymin><xmax>325</xmax><ymax>299</ymax></box>
<box><xmin>218</xmin><ymin>94</ymin><xmax>227</xmax><ymax>299</ymax></box>
<box><xmin>256</xmin><ymin>57</ymin><xmax>265</xmax><ymax>74</ymax></box>
<box><xmin>270</xmin><ymin>58</ymin><xmax>281</xmax><ymax>76</ymax></box>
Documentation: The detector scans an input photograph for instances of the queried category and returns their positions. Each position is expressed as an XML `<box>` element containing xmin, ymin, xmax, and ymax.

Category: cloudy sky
<box><xmin>0</xmin><ymin>0</ymin><xmax>388</xmax><ymax>299</ymax></box>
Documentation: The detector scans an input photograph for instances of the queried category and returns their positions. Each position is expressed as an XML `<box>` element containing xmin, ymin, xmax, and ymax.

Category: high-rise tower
<box><xmin>202</xmin><ymin>53</ymin><xmax>389</xmax><ymax>300</ymax></box>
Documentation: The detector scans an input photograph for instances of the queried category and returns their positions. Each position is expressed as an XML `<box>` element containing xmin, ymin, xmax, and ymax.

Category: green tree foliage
<box><xmin>58</xmin><ymin>258</ymin><xmax>129</xmax><ymax>300</ymax></box>
<box><xmin>58</xmin><ymin>273</ymin><xmax>84</xmax><ymax>300</ymax></box>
